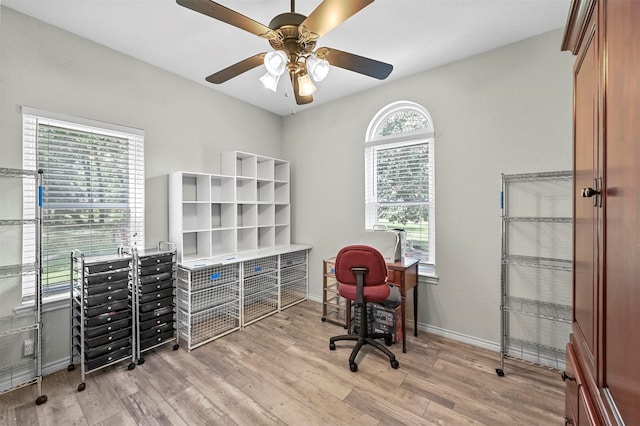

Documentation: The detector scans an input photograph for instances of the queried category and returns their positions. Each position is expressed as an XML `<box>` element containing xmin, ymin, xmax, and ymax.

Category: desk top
<box><xmin>325</xmin><ymin>256</ymin><xmax>419</xmax><ymax>270</ymax></box>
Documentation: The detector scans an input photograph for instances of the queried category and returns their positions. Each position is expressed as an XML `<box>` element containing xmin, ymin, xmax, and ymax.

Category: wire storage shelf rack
<box><xmin>242</xmin><ymin>255</ymin><xmax>278</xmax><ymax>326</ymax></box>
<box><xmin>497</xmin><ymin>170</ymin><xmax>573</xmax><ymax>376</ymax></box>
<box><xmin>0</xmin><ymin>168</ymin><xmax>47</xmax><ymax>405</ymax></box>
<box><xmin>280</xmin><ymin>250</ymin><xmax>308</xmax><ymax>309</ymax></box>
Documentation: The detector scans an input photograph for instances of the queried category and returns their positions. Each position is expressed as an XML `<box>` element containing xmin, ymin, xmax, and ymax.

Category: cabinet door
<box><xmin>603</xmin><ymin>0</ymin><xmax>640</xmax><ymax>422</ymax></box>
<box><xmin>572</xmin><ymin>8</ymin><xmax>600</xmax><ymax>380</ymax></box>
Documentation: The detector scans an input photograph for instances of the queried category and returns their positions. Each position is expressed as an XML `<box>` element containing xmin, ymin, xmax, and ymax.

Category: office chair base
<box><xmin>329</xmin><ymin>334</ymin><xmax>400</xmax><ymax>371</ymax></box>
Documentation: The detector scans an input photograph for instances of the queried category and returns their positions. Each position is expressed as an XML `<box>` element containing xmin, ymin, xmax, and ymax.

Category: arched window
<box><xmin>365</xmin><ymin>101</ymin><xmax>435</xmax><ymax>267</ymax></box>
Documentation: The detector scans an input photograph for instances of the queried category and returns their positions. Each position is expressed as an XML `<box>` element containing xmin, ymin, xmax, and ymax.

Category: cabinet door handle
<box><xmin>581</xmin><ymin>187</ymin><xmax>599</xmax><ymax>198</ymax></box>
<box><xmin>561</xmin><ymin>371</ymin><xmax>575</xmax><ymax>382</ymax></box>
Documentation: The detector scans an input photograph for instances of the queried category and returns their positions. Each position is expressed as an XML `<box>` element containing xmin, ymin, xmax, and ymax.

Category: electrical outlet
<box><xmin>24</xmin><ymin>339</ymin><xmax>34</xmax><ymax>356</ymax></box>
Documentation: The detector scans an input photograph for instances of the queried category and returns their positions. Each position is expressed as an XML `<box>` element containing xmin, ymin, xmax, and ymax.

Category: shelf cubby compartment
<box><xmin>211</xmin><ymin>229</ymin><xmax>236</xmax><ymax>256</ymax></box>
<box><xmin>211</xmin><ymin>175</ymin><xmax>234</xmax><ymax>202</ymax></box>
<box><xmin>235</xmin><ymin>152</ymin><xmax>257</xmax><ymax>178</ymax></box>
<box><xmin>258</xmin><ymin>226</ymin><xmax>275</xmax><ymax>249</ymax></box>
<box><xmin>181</xmin><ymin>231</ymin><xmax>211</xmax><ymax>262</ymax></box>
<box><xmin>256</xmin><ymin>156</ymin><xmax>274</xmax><ymax>180</ymax></box>
<box><xmin>258</xmin><ymin>204</ymin><xmax>274</xmax><ymax>227</ymax></box>
<box><xmin>211</xmin><ymin>202</ymin><xmax>235</xmax><ymax>229</ymax></box>
<box><xmin>274</xmin><ymin>182</ymin><xmax>289</xmax><ymax>204</ymax></box>
<box><xmin>236</xmin><ymin>177</ymin><xmax>257</xmax><ymax>202</ymax></box>
<box><xmin>275</xmin><ymin>204</ymin><xmax>289</xmax><ymax>226</ymax></box>
<box><xmin>274</xmin><ymin>160</ymin><xmax>289</xmax><ymax>182</ymax></box>
<box><xmin>274</xmin><ymin>225</ymin><xmax>290</xmax><ymax>246</ymax></box>
<box><xmin>237</xmin><ymin>227</ymin><xmax>257</xmax><ymax>252</ymax></box>
<box><xmin>182</xmin><ymin>203</ymin><xmax>210</xmax><ymax>231</ymax></box>
<box><xmin>182</xmin><ymin>173</ymin><xmax>210</xmax><ymax>202</ymax></box>
<box><xmin>237</xmin><ymin>203</ymin><xmax>257</xmax><ymax>227</ymax></box>
<box><xmin>257</xmin><ymin>180</ymin><xmax>274</xmax><ymax>203</ymax></box>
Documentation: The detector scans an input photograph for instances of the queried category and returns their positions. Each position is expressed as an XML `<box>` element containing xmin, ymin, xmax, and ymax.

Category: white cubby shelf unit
<box><xmin>170</xmin><ymin>151</ymin><xmax>292</xmax><ymax>263</ymax></box>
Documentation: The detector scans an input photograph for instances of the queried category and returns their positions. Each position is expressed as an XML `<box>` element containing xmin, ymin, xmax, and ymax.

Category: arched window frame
<box><xmin>365</xmin><ymin>101</ymin><xmax>436</xmax><ymax>272</ymax></box>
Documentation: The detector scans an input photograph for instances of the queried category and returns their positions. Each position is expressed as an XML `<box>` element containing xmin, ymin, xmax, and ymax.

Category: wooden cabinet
<box><xmin>562</xmin><ymin>0</ymin><xmax>640</xmax><ymax>424</ymax></box>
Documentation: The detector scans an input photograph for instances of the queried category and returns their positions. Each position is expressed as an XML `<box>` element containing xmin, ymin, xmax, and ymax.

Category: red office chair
<box><xmin>329</xmin><ymin>245</ymin><xmax>399</xmax><ymax>372</ymax></box>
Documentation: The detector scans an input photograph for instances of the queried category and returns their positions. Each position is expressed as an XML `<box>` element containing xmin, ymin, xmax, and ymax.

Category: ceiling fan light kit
<box><xmin>176</xmin><ymin>0</ymin><xmax>393</xmax><ymax>105</ymax></box>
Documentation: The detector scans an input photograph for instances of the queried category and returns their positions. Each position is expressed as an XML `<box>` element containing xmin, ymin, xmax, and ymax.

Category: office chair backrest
<box><xmin>335</xmin><ymin>245</ymin><xmax>388</xmax><ymax>287</ymax></box>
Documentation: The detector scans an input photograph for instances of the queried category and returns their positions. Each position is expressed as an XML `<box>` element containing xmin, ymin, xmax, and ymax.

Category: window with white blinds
<box><xmin>365</xmin><ymin>101</ymin><xmax>435</xmax><ymax>266</ymax></box>
<box><xmin>22</xmin><ymin>108</ymin><xmax>144</xmax><ymax>298</ymax></box>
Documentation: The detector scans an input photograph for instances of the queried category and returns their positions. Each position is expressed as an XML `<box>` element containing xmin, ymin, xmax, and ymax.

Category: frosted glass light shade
<box><xmin>260</xmin><ymin>72</ymin><xmax>281</xmax><ymax>92</ymax></box>
<box><xmin>264</xmin><ymin>50</ymin><xmax>288</xmax><ymax>76</ymax></box>
<box><xmin>297</xmin><ymin>73</ymin><xmax>316</xmax><ymax>96</ymax></box>
<box><xmin>306</xmin><ymin>53</ymin><xmax>330</xmax><ymax>82</ymax></box>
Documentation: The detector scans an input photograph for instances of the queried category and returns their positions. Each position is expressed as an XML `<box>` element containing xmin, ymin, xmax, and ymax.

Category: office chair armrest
<box><xmin>351</xmin><ymin>267</ymin><xmax>368</xmax><ymax>306</ymax></box>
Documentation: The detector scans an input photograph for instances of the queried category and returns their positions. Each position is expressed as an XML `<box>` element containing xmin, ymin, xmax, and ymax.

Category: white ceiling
<box><xmin>3</xmin><ymin>0</ymin><xmax>571</xmax><ymax>116</ymax></box>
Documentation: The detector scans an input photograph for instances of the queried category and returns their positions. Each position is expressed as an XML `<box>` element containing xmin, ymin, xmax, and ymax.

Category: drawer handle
<box><xmin>561</xmin><ymin>371</ymin><xmax>575</xmax><ymax>382</ymax></box>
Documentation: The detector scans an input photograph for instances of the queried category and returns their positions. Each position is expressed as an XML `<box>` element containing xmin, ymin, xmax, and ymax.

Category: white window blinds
<box><xmin>22</xmin><ymin>109</ymin><xmax>144</xmax><ymax>297</ymax></box>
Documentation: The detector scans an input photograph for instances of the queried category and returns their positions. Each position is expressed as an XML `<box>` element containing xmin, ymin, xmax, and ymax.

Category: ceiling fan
<box><xmin>176</xmin><ymin>0</ymin><xmax>393</xmax><ymax>105</ymax></box>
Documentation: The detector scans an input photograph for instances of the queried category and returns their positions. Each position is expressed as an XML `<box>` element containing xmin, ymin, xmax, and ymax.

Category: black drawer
<box><xmin>140</xmin><ymin>313</ymin><xmax>174</xmax><ymax>330</ymax></box>
<box><xmin>83</xmin><ymin>318</ymin><xmax>131</xmax><ymax>338</ymax></box>
<box><xmin>139</xmin><ymin>288</ymin><xmax>174</xmax><ymax>304</ymax></box>
<box><xmin>85</xmin><ymin>346</ymin><xmax>131</xmax><ymax>370</ymax></box>
<box><xmin>138</xmin><ymin>254</ymin><xmax>173</xmax><ymax>267</ymax></box>
<box><xmin>83</xmin><ymin>336</ymin><xmax>130</xmax><ymax>359</ymax></box>
<box><xmin>140</xmin><ymin>330</ymin><xmax>175</xmax><ymax>351</ymax></box>
<box><xmin>84</xmin><ymin>328</ymin><xmax>131</xmax><ymax>349</ymax></box>
<box><xmin>139</xmin><ymin>279</ymin><xmax>173</xmax><ymax>294</ymax></box>
<box><xmin>139</xmin><ymin>322</ymin><xmax>174</xmax><ymax>340</ymax></box>
<box><xmin>139</xmin><ymin>262</ymin><xmax>173</xmax><ymax>276</ymax></box>
<box><xmin>85</xmin><ymin>288</ymin><xmax>129</xmax><ymax>306</ymax></box>
<box><xmin>84</xmin><ymin>259</ymin><xmax>130</xmax><ymax>274</ymax></box>
<box><xmin>83</xmin><ymin>279</ymin><xmax>129</xmax><ymax>296</ymax></box>
<box><xmin>83</xmin><ymin>309</ymin><xmax>129</xmax><ymax>327</ymax></box>
<box><xmin>138</xmin><ymin>305</ymin><xmax>174</xmax><ymax>322</ymax></box>
<box><xmin>139</xmin><ymin>272</ymin><xmax>172</xmax><ymax>285</ymax></box>
<box><xmin>84</xmin><ymin>298</ymin><xmax>129</xmax><ymax>317</ymax></box>
<box><xmin>85</xmin><ymin>269</ymin><xmax>130</xmax><ymax>285</ymax></box>
<box><xmin>138</xmin><ymin>296</ymin><xmax>174</xmax><ymax>313</ymax></box>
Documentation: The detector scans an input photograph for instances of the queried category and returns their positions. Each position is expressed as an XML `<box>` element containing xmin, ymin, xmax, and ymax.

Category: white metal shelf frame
<box><xmin>496</xmin><ymin>170</ymin><xmax>573</xmax><ymax>376</ymax></box>
<box><xmin>0</xmin><ymin>168</ymin><xmax>47</xmax><ymax>405</ymax></box>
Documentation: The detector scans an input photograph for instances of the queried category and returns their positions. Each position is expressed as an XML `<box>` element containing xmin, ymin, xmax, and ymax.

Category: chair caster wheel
<box><xmin>173</xmin><ymin>344</ymin><xmax>180</xmax><ymax>350</ymax></box>
<box><xmin>391</xmin><ymin>359</ymin><xmax>400</xmax><ymax>369</ymax></box>
<box><xmin>78</xmin><ymin>383</ymin><xmax>86</xmax><ymax>392</ymax></box>
<box><xmin>496</xmin><ymin>368</ymin><xmax>505</xmax><ymax>377</ymax></box>
<box><xmin>349</xmin><ymin>362</ymin><xmax>358</xmax><ymax>372</ymax></box>
<box><xmin>329</xmin><ymin>343</ymin><xmax>336</xmax><ymax>350</ymax></box>
<box><xmin>385</xmin><ymin>337</ymin><xmax>393</xmax><ymax>346</ymax></box>
<box><xmin>67</xmin><ymin>364</ymin><xmax>75</xmax><ymax>372</ymax></box>
<box><xmin>321</xmin><ymin>317</ymin><xmax>326</xmax><ymax>322</ymax></box>
<box><xmin>137</xmin><ymin>357</ymin><xmax>145</xmax><ymax>365</ymax></box>
<box><xmin>127</xmin><ymin>362</ymin><xmax>136</xmax><ymax>370</ymax></box>
<box><xmin>35</xmin><ymin>395</ymin><xmax>47</xmax><ymax>405</ymax></box>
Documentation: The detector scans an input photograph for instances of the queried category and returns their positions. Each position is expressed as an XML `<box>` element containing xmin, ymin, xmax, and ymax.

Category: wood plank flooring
<box><xmin>0</xmin><ymin>300</ymin><xmax>565</xmax><ymax>425</ymax></box>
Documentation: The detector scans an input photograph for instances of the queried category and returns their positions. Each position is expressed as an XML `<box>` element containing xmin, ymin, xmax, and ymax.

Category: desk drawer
<box><xmin>387</xmin><ymin>269</ymin><xmax>399</xmax><ymax>285</ymax></box>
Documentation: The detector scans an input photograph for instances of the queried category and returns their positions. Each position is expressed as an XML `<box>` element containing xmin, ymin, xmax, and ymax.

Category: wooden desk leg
<box><xmin>413</xmin><ymin>284</ymin><xmax>418</xmax><ymax>337</ymax></box>
<box><xmin>400</xmin><ymin>289</ymin><xmax>407</xmax><ymax>353</ymax></box>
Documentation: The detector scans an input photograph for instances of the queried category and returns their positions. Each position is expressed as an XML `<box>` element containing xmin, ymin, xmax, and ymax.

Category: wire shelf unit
<box><xmin>0</xmin><ymin>168</ymin><xmax>47</xmax><ymax>405</ymax></box>
<box><xmin>497</xmin><ymin>170</ymin><xmax>573</xmax><ymax>376</ymax></box>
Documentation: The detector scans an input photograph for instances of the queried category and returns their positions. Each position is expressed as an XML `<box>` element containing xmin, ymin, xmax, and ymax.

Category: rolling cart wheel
<box><xmin>349</xmin><ymin>362</ymin><xmax>358</xmax><ymax>372</ymax></box>
<box><xmin>172</xmin><ymin>344</ymin><xmax>180</xmax><ymax>350</ymax></box>
<box><xmin>35</xmin><ymin>395</ymin><xmax>48</xmax><ymax>405</ymax></box>
<box><xmin>329</xmin><ymin>343</ymin><xmax>336</xmax><ymax>351</ymax></box>
<box><xmin>343</xmin><ymin>324</ymin><xmax>348</xmax><ymax>329</ymax></box>
<box><xmin>321</xmin><ymin>317</ymin><xmax>326</xmax><ymax>322</ymax></box>
<box><xmin>496</xmin><ymin>368</ymin><xmax>505</xmax><ymax>377</ymax></box>
<box><xmin>391</xmin><ymin>359</ymin><xmax>400</xmax><ymax>369</ymax></box>
<box><xmin>137</xmin><ymin>357</ymin><xmax>145</xmax><ymax>365</ymax></box>
<box><xmin>67</xmin><ymin>364</ymin><xmax>75</xmax><ymax>372</ymax></box>
<box><xmin>127</xmin><ymin>362</ymin><xmax>136</xmax><ymax>370</ymax></box>
<box><xmin>77</xmin><ymin>383</ymin><xmax>86</xmax><ymax>392</ymax></box>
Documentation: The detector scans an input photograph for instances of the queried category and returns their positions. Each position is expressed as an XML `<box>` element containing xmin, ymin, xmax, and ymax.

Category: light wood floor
<box><xmin>0</xmin><ymin>300</ymin><xmax>565</xmax><ymax>425</ymax></box>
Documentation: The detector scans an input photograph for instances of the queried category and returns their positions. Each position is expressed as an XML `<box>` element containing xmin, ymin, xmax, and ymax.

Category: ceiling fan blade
<box><xmin>300</xmin><ymin>0</ymin><xmax>374</xmax><ymax>39</ymax></box>
<box><xmin>176</xmin><ymin>0</ymin><xmax>277</xmax><ymax>39</ymax></box>
<box><xmin>318</xmin><ymin>47</ymin><xmax>393</xmax><ymax>80</ymax></box>
<box><xmin>292</xmin><ymin>74</ymin><xmax>313</xmax><ymax>105</ymax></box>
<box><xmin>206</xmin><ymin>53</ymin><xmax>266</xmax><ymax>84</ymax></box>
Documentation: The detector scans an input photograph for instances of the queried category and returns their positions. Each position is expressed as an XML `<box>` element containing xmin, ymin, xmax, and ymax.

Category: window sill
<box><xmin>16</xmin><ymin>291</ymin><xmax>70</xmax><ymax>316</ymax></box>
<box><xmin>419</xmin><ymin>264</ymin><xmax>439</xmax><ymax>285</ymax></box>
